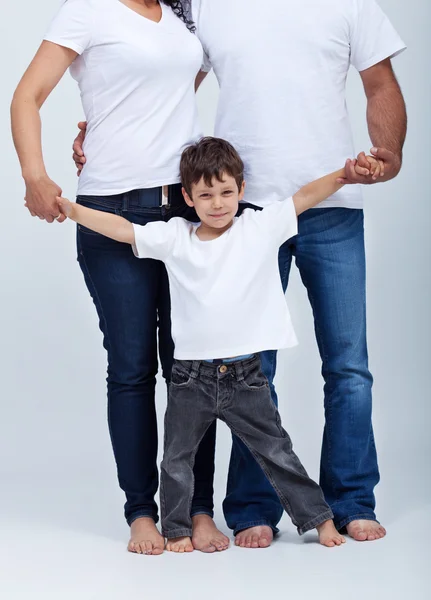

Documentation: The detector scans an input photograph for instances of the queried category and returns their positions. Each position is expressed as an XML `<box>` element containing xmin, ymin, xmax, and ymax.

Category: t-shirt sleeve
<box><xmin>191</xmin><ymin>0</ymin><xmax>212</xmax><ymax>72</ymax></box>
<box><xmin>251</xmin><ymin>197</ymin><xmax>298</xmax><ymax>246</ymax></box>
<box><xmin>132</xmin><ymin>219</ymin><xmax>178</xmax><ymax>261</ymax></box>
<box><xmin>350</xmin><ymin>0</ymin><xmax>406</xmax><ymax>72</ymax></box>
<box><xmin>44</xmin><ymin>0</ymin><xmax>95</xmax><ymax>55</ymax></box>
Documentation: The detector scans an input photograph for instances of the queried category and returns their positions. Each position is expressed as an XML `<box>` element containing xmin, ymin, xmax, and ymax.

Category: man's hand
<box><xmin>24</xmin><ymin>174</ymin><xmax>66</xmax><ymax>223</ymax></box>
<box><xmin>336</xmin><ymin>147</ymin><xmax>401</xmax><ymax>185</ymax></box>
<box><xmin>72</xmin><ymin>121</ymin><xmax>87</xmax><ymax>176</ymax></box>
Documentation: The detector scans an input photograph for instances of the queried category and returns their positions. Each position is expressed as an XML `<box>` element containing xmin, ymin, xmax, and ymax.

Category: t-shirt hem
<box><xmin>355</xmin><ymin>45</ymin><xmax>406</xmax><ymax>72</ymax></box>
<box><xmin>43</xmin><ymin>36</ymin><xmax>85</xmax><ymax>55</ymax></box>
<box><xmin>77</xmin><ymin>176</ymin><xmax>182</xmax><ymax>197</ymax></box>
<box><xmin>174</xmin><ymin>340</ymin><xmax>298</xmax><ymax>361</ymax></box>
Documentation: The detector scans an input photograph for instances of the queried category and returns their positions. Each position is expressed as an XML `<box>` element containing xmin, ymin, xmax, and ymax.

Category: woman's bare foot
<box><xmin>128</xmin><ymin>517</ymin><xmax>165</xmax><ymax>556</ymax></box>
<box><xmin>191</xmin><ymin>514</ymin><xmax>230</xmax><ymax>552</ymax></box>
<box><xmin>346</xmin><ymin>520</ymin><xmax>386</xmax><ymax>542</ymax></box>
<box><xmin>235</xmin><ymin>525</ymin><xmax>273</xmax><ymax>549</ymax></box>
<box><xmin>166</xmin><ymin>536</ymin><xmax>194</xmax><ymax>553</ymax></box>
<box><xmin>316</xmin><ymin>519</ymin><xmax>346</xmax><ymax>547</ymax></box>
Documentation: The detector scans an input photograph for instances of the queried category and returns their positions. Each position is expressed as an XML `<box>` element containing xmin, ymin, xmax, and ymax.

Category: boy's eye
<box><xmin>223</xmin><ymin>190</ymin><xmax>233</xmax><ymax>195</ymax></box>
<box><xmin>199</xmin><ymin>194</ymin><xmax>211</xmax><ymax>199</ymax></box>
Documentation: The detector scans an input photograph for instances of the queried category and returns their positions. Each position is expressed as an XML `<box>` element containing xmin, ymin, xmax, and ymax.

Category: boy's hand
<box><xmin>336</xmin><ymin>152</ymin><xmax>385</xmax><ymax>184</ymax></box>
<box><xmin>56</xmin><ymin>196</ymin><xmax>74</xmax><ymax>219</ymax></box>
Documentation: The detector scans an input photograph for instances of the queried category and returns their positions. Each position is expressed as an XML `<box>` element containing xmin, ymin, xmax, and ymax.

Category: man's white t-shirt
<box><xmin>45</xmin><ymin>0</ymin><xmax>203</xmax><ymax>195</ymax></box>
<box><xmin>193</xmin><ymin>0</ymin><xmax>406</xmax><ymax>208</ymax></box>
<box><xmin>133</xmin><ymin>199</ymin><xmax>298</xmax><ymax>360</ymax></box>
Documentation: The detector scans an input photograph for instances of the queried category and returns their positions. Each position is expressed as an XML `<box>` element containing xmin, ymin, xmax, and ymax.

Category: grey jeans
<box><xmin>160</xmin><ymin>355</ymin><xmax>333</xmax><ymax>538</ymax></box>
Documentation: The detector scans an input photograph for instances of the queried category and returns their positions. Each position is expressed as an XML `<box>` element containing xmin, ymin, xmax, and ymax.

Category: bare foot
<box><xmin>235</xmin><ymin>525</ymin><xmax>273</xmax><ymax>549</ymax></box>
<box><xmin>128</xmin><ymin>517</ymin><xmax>165</xmax><ymax>556</ymax></box>
<box><xmin>346</xmin><ymin>520</ymin><xmax>386</xmax><ymax>542</ymax></box>
<box><xmin>166</xmin><ymin>536</ymin><xmax>194</xmax><ymax>553</ymax></box>
<box><xmin>191</xmin><ymin>514</ymin><xmax>230</xmax><ymax>552</ymax></box>
<box><xmin>316</xmin><ymin>519</ymin><xmax>346</xmax><ymax>547</ymax></box>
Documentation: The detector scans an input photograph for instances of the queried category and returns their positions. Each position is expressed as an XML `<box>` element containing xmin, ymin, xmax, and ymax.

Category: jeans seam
<box><xmin>225</xmin><ymin>420</ymin><xmax>298</xmax><ymax>529</ymax></box>
<box><xmin>78</xmin><ymin>248</ymin><xmax>120</xmax><ymax>467</ymax></box>
<box><xmin>127</xmin><ymin>511</ymin><xmax>157</xmax><ymax>527</ymax></box>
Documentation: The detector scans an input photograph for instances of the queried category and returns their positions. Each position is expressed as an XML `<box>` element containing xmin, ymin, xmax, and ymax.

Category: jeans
<box><xmin>225</xmin><ymin>207</ymin><xmax>380</xmax><ymax>532</ymax></box>
<box><xmin>161</xmin><ymin>356</ymin><xmax>333</xmax><ymax>538</ymax></box>
<box><xmin>76</xmin><ymin>184</ymin><xmax>217</xmax><ymax>525</ymax></box>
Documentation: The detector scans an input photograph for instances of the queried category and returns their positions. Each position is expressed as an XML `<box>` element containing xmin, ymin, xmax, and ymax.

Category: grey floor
<box><xmin>0</xmin><ymin>475</ymin><xmax>428</xmax><ymax>600</ymax></box>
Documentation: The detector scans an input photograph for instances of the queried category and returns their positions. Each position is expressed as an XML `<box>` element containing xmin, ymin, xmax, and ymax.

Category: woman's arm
<box><xmin>57</xmin><ymin>197</ymin><xmax>134</xmax><ymax>244</ymax></box>
<box><xmin>293</xmin><ymin>168</ymin><xmax>347</xmax><ymax>215</ymax></box>
<box><xmin>11</xmin><ymin>41</ymin><xmax>78</xmax><ymax>223</ymax></box>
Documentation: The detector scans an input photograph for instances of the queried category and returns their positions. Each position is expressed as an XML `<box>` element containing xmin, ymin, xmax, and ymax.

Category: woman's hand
<box><xmin>24</xmin><ymin>174</ymin><xmax>66</xmax><ymax>223</ymax></box>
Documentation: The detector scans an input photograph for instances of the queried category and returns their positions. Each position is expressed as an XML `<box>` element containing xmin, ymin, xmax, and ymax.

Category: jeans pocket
<box><xmin>170</xmin><ymin>364</ymin><xmax>193</xmax><ymax>388</ymax></box>
<box><xmin>78</xmin><ymin>224</ymin><xmax>102</xmax><ymax>236</ymax></box>
<box><xmin>240</xmin><ymin>366</ymin><xmax>269</xmax><ymax>392</ymax></box>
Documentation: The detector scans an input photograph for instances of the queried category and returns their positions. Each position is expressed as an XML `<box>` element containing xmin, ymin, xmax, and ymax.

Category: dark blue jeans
<box><xmin>76</xmin><ymin>185</ymin><xmax>256</xmax><ymax>528</ymax></box>
<box><xmin>224</xmin><ymin>208</ymin><xmax>380</xmax><ymax>532</ymax></box>
<box><xmin>76</xmin><ymin>185</ymin><xmax>217</xmax><ymax>525</ymax></box>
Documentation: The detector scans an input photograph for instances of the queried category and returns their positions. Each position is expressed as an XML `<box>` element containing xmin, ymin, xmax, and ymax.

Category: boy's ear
<box><xmin>238</xmin><ymin>180</ymin><xmax>246</xmax><ymax>201</ymax></box>
<box><xmin>182</xmin><ymin>187</ymin><xmax>194</xmax><ymax>207</ymax></box>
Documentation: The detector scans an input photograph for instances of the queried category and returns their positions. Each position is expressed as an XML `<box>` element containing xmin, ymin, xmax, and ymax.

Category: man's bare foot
<box><xmin>166</xmin><ymin>536</ymin><xmax>194</xmax><ymax>553</ymax></box>
<box><xmin>346</xmin><ymin>520</ymin><xmax>386</xmax><ymax>542</ymax></box>
<box><xmin>235</xmin><ymin>525</ymin><xmax>273</xmax><ymax>549</ymax></box>
<box><xmin>316</xmin><ymin>520</ymin><xmax>346</xmax><ymax>547</ymax></box>
<box><xmin>128</xmin><ymin>517</ymin><xmax>165</xmax><ymax>556</ymax></box>
<box><xmin>191</xmin><ymin>514</ymin><xmax>230</xmax><ymax>552</ymax></box>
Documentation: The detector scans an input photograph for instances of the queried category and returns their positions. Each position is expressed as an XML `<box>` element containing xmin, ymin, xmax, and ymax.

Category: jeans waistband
<box><xmin>77</xmin><ymin>183</ymin><xmax>184</xmax><ymax>211</ymax></box>
<box><xmin>176</xmin><ymin>354</ymin><xmax>260</xmax><ymax>381</ymax></box>
<box><xmin>204</xmin><ymin>354</ymin><xmax>254</xmax><ymax>365</ymax></box>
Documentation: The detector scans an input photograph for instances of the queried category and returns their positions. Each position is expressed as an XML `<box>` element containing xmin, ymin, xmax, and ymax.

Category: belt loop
<box><xmin>191</xmin><ymin>360</ymin><xmax>200</xmax><ymax>378</ymax></box>
<box><xmin>235</xmin><ymin>361</ymin><xmax>245</xmax><ymax>382</ymax></box>
<box><xmin>122</xmin><ymin>192</ymin><xmax>130</xmax><ymax>212</ymax></box>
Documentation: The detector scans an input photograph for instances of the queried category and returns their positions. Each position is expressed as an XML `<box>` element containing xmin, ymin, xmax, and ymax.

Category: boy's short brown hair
<box><xmin>180</xmin><ymin>137</ymin><xmax>244</xmax><ymax>198</ymax></box>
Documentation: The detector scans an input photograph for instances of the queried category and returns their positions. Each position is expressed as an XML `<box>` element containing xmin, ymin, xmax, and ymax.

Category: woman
<box><xmin>11</xmin><ymin>0</ymin><xmax>228</xmax><ymax>556</ymax></box>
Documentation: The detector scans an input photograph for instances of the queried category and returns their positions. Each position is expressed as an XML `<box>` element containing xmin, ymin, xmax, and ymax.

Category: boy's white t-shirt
<box><xmin>44</xmin><ymin>0</ymin><xmax>203</xmax><ymax>195</ymax></box>
<box><xmin>192</xmin><ymin>0</ymin><xmax>406</xmax><ymax>209</ymax></box>
<box><xmin>133</xmin><ymin>199</ymin><xmax>298</xmax><ymax>360</ymax></box>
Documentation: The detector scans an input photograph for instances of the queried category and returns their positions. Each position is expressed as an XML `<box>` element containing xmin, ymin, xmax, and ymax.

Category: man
<box><xmin>73</xmin><ymin>0</ymin><xmax>407</xmax><ymax>547</ymax></box>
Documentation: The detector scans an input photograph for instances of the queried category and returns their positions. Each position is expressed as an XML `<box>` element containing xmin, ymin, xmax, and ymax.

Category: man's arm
<box><xmin>342</xmin><ymin>58</ymin><xmax>407</xmax><ymax>184</ymax></box>
<box><xmin>293</xmin><ymin>169</ymin><xmax>346</xmax><ymax>215</ymax></box>
<box><xmin>57</xmin><ymin>197</ymin><xmax>134</xmax><ymax>244</ymax></box>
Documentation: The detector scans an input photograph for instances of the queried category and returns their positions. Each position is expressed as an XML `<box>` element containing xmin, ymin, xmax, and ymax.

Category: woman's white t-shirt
<box><xmin>193</xmin><ymin>0</ymin><xmax>406</xmax><ymax>209</ymax></box>
<box><xmin>45</xmin><ymin>0</ymin><xmax>203</xmax><ymax>195</ymax></box>
<box><xmin>133</xmin><ymin>198</ymin><xmax>299</xmax><ymax>360</ymax></box>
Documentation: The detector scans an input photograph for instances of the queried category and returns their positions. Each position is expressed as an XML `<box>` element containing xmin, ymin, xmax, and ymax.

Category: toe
<box><xmin>144</xmin><ymin>541</ymin><xmax>153</xmax><ymax>555</ymax></box>
<box><xmin>251</xmin><ymin>534</ymin><xmax>259</xmax><ymax>548</ymax></box>
<box><xmin>245</xmin><ymin>536</ymin><xmax>252</xmax><ymax>548</ymax></box>
<box><xmin>259</xmin><ymin>537</ymin><xmax>271</xmax><ymax>548</ymax></box>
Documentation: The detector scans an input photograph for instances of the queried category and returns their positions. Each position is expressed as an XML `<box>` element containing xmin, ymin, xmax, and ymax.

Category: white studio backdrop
<box><xmin>0</xmin><ymin>0</ymin><xmax>430</xmax><ymax>544</ymax></box>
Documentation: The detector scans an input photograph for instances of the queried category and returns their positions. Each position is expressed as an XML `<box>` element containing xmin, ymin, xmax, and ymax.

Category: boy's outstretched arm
<box><xmin>57</xmin><ymin>196</ymin><xmax>134</xmax><ymax>244</ymax></box>
<box><xmin>292</xmin><ymin>167</ymin><xmax>347</xmax><ymax>216</ymax></box>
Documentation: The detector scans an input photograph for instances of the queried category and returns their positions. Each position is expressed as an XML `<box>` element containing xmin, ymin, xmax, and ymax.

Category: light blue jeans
<box><xmin>223</xmin><ymin>208</ymin><xmax>380</xmax><ymax>533</ymax></box>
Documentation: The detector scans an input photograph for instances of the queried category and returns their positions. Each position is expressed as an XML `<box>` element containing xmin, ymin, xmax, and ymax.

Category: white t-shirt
<box><xmin>45</xmin><ymin>0</ymin><xmax>203</xmax><ymax>195</ymax></box>
<box><xmin>133</xmin><ymin>198</ymin><xmax>298</xmax><ymax>359</ymax></box>
<box><xmin>193</xmin><ymin>0</ymin><xmax>406</xmax><ymax>209</ymax></box>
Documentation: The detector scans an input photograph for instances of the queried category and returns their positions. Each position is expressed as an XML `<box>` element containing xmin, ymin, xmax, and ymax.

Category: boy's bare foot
<box><xmin>166</xmin><ymin>536</ymin><xmax>194</xmax><ymax>553</ymax></box>
<box><xmin>316</xmin><ymin>519</ymin><xmax>346</xmax><ymax>547</ymax></box>
<box><xmin>128</xmin><ymin>517</ymin><xmax>165</xmax><ymax>555</ymax></box>
<box><xmin>235</xmin><ymin>525</ymin><xmax>273</xmax><ymax>549</ymax></box>
<box><xmin>346</xmin><ymin>520</ymin><xmax>386</xmax><ymax>542</ymax></box>
<box><xmin>191</xmin><ymin>514</ymin><xmax>230</xmax><ymax>552</ymax></box>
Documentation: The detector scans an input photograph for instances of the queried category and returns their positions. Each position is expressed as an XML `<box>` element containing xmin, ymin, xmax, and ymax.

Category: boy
<box><xmin>57</xmin><ymin>137</ymin><xmax>383</xmax><ymax>553</ymax></box>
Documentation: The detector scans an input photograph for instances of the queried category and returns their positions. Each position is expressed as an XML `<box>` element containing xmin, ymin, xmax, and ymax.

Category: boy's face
<box><xmin>183</xmin><ymin>174</ymin><xmax>245</xmax><ymax>230</ymax></box>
